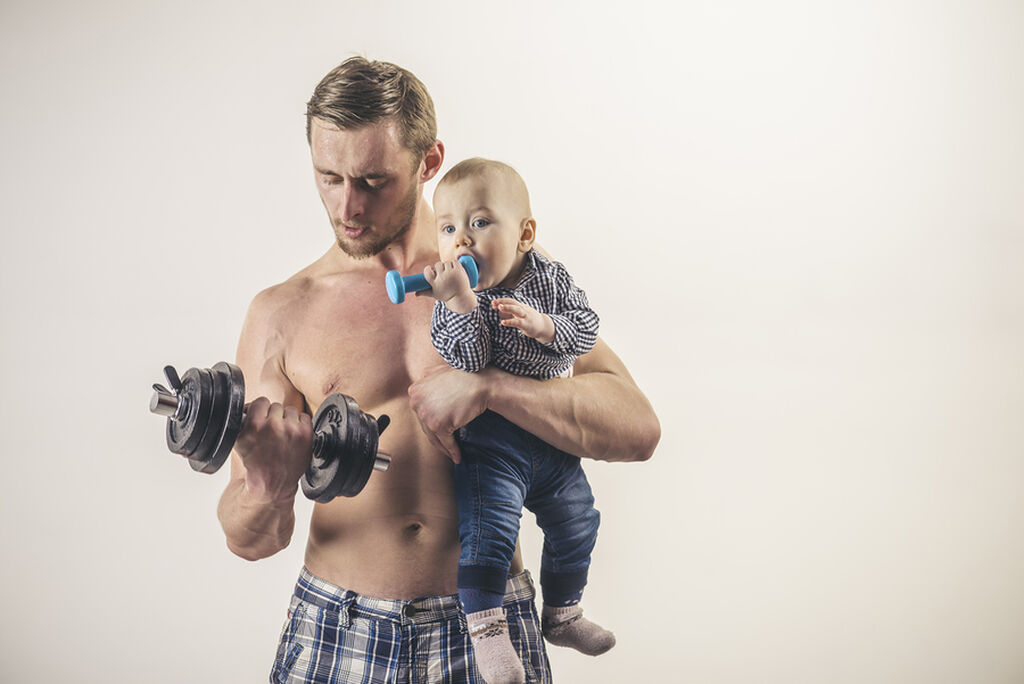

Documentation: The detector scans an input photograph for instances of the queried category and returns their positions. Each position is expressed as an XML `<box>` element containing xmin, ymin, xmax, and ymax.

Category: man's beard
<box><xmin>333</xmin><ymin>180</ymin><xmax>419</xmax><ymax>259</ymax></box>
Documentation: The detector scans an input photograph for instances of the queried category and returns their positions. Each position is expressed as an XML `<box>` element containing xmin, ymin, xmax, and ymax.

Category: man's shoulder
<box><xmin>241</xmin><ymin>268</ymin><xmax>320</xmax><ymax>341</ymax></box>
<box><xmin>250</xmin><ymin>272</ymin><xmax>313</xmax><ymax>311</ymax></box>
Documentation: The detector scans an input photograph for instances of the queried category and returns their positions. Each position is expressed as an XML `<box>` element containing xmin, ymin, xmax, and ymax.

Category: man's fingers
<box><xmin>439</xmin><ymin>432</ymin><xmax>462</xmax><ymax>464</ymax></box>
<box><xmin>417</xmin><ymin>419</ymin><xmax>462</xmax><ymax>464</ymax></box>
<box><xmin>244</xmin><ymin>396</ymin><xmax>270</xmax><ymax>420</ymax></box>
<box><xmin>283</xmin><ymin>405</ymin><xmax>312</xmax><ymax>428</ymax></box>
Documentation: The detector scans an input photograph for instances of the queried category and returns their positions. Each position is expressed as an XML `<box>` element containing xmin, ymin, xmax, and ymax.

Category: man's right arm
<box><xmin>216</xmin><ymin>289</ymin><xmax>313</xmax><ymax>561</ymax></box>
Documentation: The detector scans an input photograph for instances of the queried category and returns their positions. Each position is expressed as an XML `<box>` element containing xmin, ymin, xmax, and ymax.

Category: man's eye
<box><xmin>366</xmin><ymin>179</ymin><xmax>388</xmax><ymax>190</ymax></box>
<box><xmin>323</xmin><ymin>176</ymin><xmax>342</xmax><ymax>186</ymax></box>
<box><xmin>471</xmin><ymin>218</ymin><xmax>489</xmax><ymax>229</ymax></box>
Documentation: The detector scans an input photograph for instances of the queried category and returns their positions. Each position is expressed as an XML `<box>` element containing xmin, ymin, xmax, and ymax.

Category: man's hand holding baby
<box><xmin>422</xmin><ymin>260</ymin><xmax>478</xmax><ymax>314</ymax></box>
<box><xmin>492</xmin><ymin>297</ymin><xmax>555</xmax><ymax>344</ymax></box>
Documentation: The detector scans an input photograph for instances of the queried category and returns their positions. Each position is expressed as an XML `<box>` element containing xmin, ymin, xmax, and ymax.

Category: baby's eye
<box><xmin>441</xmin><ymin>225</ymin><xmax>456</xmax><ymax>234</ymax></box>
<box><xmin>471</xmin><ymin>218</ymin><xmax>490</xmax><ymax>229</ymax></box>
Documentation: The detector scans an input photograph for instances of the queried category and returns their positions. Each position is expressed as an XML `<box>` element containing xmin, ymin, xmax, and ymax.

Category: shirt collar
<box><xmin>513</xmin><ymin>249</ymin><xmax>540</xmax><ymax>288</ymax></box>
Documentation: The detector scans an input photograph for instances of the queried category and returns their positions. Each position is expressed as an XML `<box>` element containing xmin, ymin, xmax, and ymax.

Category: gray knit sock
<box><xmin>541</xmin><ymin>604</ymin><xmax>616</xmax><ymax>656</ymax></box>
<box><xmin>466</xmin><ymin>607</ymin><xmax>526</xmax><ymax>684</ymax></box>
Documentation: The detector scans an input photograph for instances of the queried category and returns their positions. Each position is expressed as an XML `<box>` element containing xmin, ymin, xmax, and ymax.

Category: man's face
<box><xmin>433</xmin><ymin>170</ymin><xmax>531</xmax><ymax>290</ymax></box>
<box><xmin>309</xmin><ymin>118</ymin><xmax>421</xmax><ymax>258</ymax></box>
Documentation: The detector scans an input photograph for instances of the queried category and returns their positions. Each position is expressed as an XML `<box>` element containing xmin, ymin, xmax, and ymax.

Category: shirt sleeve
<box><xmin>430</xmin><ymin>300</ymin><xmax>492</xmax><ymax>373</ymax></box>
<box><xmin>543</xmin><ymin>264</ymin><xmax>600</xmax><ymax>357</ymax></box>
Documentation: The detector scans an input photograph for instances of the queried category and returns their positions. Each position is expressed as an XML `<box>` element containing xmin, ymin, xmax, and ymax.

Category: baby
<box><xmin>422</xmin><ymin>158</ymin><xmax>615</xmax><ymax>683</ymax></box>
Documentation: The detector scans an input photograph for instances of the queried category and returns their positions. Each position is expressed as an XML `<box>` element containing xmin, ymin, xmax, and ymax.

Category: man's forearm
<box><xmin>217</xmin><ymin>478</ymin><xmax>296</xmax><ymax>561</ymax></box>
<box><xmin>485</xmin><ymin>347</ymin><xmax>660</xmax><ymax>462</ymax></box>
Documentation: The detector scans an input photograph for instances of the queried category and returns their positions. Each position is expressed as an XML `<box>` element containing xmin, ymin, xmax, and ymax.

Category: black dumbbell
<box><xmin>149</xmin><ymin>363</ymin><xmax>391</xmax><ymax>502</ymax></box>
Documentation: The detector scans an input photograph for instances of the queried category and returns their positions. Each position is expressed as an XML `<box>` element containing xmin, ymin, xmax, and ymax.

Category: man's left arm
<box><xmin>408</xmin><ymin>337</ymin><xmax>660</xmax><ymax>463</ymax></box>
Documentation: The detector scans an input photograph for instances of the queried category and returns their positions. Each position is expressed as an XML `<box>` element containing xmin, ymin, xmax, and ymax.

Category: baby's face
<box><xmin>433</xmin><ymin>171</ymin><xmax>531</xmax><ymax>290</ymax></box>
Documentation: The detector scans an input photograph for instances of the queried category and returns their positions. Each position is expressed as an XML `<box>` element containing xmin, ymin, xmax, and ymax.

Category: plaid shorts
<box><xmin>270</xmin><ymin>567</ymin><xmax>552</xmax><ymax>683</ymax></box>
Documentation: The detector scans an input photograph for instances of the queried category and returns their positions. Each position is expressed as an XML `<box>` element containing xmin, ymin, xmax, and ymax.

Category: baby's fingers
<box><xmin>492</xmin><ymin>299</ymin><xmax>527</xmax><ymax>319</ymax></box>
<box><xmin>499</xmin><ymin>315</ymin><xmax>527</xmax><ymax>330</ymax></box>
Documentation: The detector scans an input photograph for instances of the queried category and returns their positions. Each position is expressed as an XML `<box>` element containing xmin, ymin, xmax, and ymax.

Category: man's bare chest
<box><xmin>282</xmin><ymin>288</ymin><xmax>443</xmax><ymax>411</ymax></box>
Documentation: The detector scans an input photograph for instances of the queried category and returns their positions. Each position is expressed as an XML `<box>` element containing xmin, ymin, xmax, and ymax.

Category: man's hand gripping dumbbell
<box><xmin>150</xmin><ymin>363</ymin><xmax>390</xmax><ymax>502</ymax></box>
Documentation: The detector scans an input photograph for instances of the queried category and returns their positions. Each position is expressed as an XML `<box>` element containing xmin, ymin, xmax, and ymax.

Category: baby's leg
<box><xmin>455</xmin><ymin>414</ymin><xmax>533</xmax><ymax>683</ymax></box>
<box><xmin>527</xmin><ymin>453</ymin><xmax>616</xmax><ymax>656</ymax></box>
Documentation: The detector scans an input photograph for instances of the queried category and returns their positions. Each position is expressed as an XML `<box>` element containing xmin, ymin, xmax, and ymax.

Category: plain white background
<box><xmin>1</xmin><ymin>1</ymin><xmax>1022</xmax><ymax>682</ymax></box>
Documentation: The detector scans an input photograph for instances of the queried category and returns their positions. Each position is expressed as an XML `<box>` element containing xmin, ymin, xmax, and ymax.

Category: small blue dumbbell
<box><xmin>386</xmin><ymin>255</ymin><xmax>479</xmax><ymax>304</ymax></box>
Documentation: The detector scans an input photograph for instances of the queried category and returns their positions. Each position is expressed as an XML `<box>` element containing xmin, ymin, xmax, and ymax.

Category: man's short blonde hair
<box><xmin>306</xmin><ymin>56</ymin><xmax>437</xmax><ymax>158</ymax></box>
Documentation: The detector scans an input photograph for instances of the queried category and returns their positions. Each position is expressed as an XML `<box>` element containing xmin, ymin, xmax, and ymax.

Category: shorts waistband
<box><xmin>293</xmin><ymin>567</ymin><xmax>536</xmax><ymax>626</ymax></box>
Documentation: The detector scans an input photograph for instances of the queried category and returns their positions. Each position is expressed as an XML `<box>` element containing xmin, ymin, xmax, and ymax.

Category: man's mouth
<box><xmin>343</xmin><ymin>225</ymin><xmax>367</xmax><ymax>238</ymax></box>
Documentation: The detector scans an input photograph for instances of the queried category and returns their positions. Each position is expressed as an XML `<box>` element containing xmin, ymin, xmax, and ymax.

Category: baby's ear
<box><xmin>518</xmin><ymin>218</ymin><xmax>537</xmax><ymax>252</ymax></box>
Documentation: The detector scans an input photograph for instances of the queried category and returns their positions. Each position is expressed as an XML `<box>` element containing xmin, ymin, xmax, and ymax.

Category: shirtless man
<box><xmin>216</xmin><ymin>57</ymin><xmax>660</xmax><ymax>683</ymax></box>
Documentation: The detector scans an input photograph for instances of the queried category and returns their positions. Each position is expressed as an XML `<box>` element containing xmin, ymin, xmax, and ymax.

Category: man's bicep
<box><xmin>572</xmin><ymin>337</ymin><xmax>636</xmax><ymax>382</ymax></box>
<box><xmin>226</xmin><ymin>294</ymin><xmax>308</xmax><ymax>481</ymax></box>
<box><xmin>571</xmin><ymin>336</ymin><xmax>660</xmax><ymax>461</ymax></box>
<box><xmin>235</xmin><ymin>292</ymin><xmax>306</xmax><ymax>410</ymax></box>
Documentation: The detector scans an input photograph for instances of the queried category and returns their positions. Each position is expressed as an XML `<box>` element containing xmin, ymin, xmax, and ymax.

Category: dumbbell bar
<box><xmin>386</xmin><ymin>254</ymin><xmax>479</xmax><ymax>304</ymax></box>
<box><xmin>150</xmin><ymin>363</ymin><xmax>391</xmax><ymax>502</ymax></box>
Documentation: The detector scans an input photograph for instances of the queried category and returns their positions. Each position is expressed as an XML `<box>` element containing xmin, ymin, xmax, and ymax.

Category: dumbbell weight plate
<box><xmin>334</xmin><ymin>405</ymin><xmax>389</xmax><ymax>499</ymax></box>
<box><xmin>207</xmin><ymin>361</ymin><xmax>246</xmax><ymax>473</ymax></box>
<box><xmin>338</xmin><ymin>409</ymin><xmax>381</xmax><ymax>498</ymax></box>
<box><xmin>187</xmin><ymin>368</ymin><xmax>229</xmax><ymax>472</ymax></box>
<box><xmin>166</xmin><ymin>367</ymin><xmax>216</xmax><ymax>458</ymax></box>
<box><xmin>303</xmin><ymin>394</ymin><xmax>385</xmax><ymax>502</ymax></box>
<box><xmin>303</xmin><ymin>394</ymin><xmax>357</xmax><ymax>502</ymax></box>
<box><xmin>188</xmin><ymin>363</ymin><xmax>245</xmax><ymax>474</ymax></box>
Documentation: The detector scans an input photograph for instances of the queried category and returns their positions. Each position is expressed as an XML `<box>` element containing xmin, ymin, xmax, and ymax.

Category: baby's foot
<box><xmin>467</xmin><ymin>607</ymin><xmax>526</xmax><ymax>684</ymax></box>
<box><xmin>542</xmin><ymin>604</ymin><xmax>616</xmax><ymax>656</ymax></box>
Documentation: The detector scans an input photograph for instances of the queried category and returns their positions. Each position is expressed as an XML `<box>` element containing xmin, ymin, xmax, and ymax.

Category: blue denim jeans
<box><xmin>454</xmin><ymin>410</ymin><xmax>600</xmax><ymax>604</ymax></box>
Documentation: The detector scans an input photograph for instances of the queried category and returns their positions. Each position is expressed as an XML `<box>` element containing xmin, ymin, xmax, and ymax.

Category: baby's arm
<box><xmin>495</xmin><ymin>264</ymin><xmax>599</xmax><ymax>357</ymax></box>
<box><xmin>545</xmin><ymin>267</ymin><xmax>600</xmax><ymax>356</ymax></box>
<box><xmin>425</xmin><ymin>260</ymin><xmax>492</xmax><ymax>372</ymax></box>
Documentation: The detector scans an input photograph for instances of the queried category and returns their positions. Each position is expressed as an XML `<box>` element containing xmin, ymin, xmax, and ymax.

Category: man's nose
<box><xmin>338</xmin><ymin>185</ymin><xmax>364</xmax><ymax>222</ymax></box>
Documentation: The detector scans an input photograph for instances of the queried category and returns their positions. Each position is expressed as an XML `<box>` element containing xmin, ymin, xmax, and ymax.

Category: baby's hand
<box><xmin>422</xmin><ymin>260</ymin><xmax>477</xmax><ymax>313</ymax></box>
<box><xmin>492</xmin><ymin>298</ymin><xmax>555</xmax><ymax>344</ymax></box>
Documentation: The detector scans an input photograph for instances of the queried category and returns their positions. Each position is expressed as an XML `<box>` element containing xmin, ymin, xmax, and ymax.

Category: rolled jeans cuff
<box><xmin>458</xmin><ymin>564</ymin><xmax>511</xmax><ymax>595</ymax></box>
<box><xmin>540</xmin><ymin>567</ymin><xmax>589</xmax><ymax>605</ymax></box>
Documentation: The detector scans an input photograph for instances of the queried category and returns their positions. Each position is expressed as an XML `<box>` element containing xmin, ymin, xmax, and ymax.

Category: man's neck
<box><xmin>376</xmin><ymin>195</ymin><xmax>438</xmax><ymax>272</ymax></box>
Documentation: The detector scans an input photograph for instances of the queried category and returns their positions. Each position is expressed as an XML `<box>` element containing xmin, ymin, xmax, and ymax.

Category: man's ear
<box><xmin>419</xmin><ymin>140</ymin><xmax>445</xmax><ymax>183</ymax></box>
<box><xmin>518</xmin><ymin>218</ymin><xmax>537</xmax><ymax>252</ymax></box>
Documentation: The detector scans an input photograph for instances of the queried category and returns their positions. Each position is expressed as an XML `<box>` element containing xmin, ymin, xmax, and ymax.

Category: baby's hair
<box><xmin>437</xmin><ymin>157</ymin><xmax>532</xmax><ymax>215</ymax></box>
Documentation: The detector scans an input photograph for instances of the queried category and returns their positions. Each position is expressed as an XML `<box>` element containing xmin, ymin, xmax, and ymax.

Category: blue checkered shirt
<box><xmin>430</xmin><ymin>250</ymin><xmax>599</xmax><ymax>379</ymax></box>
